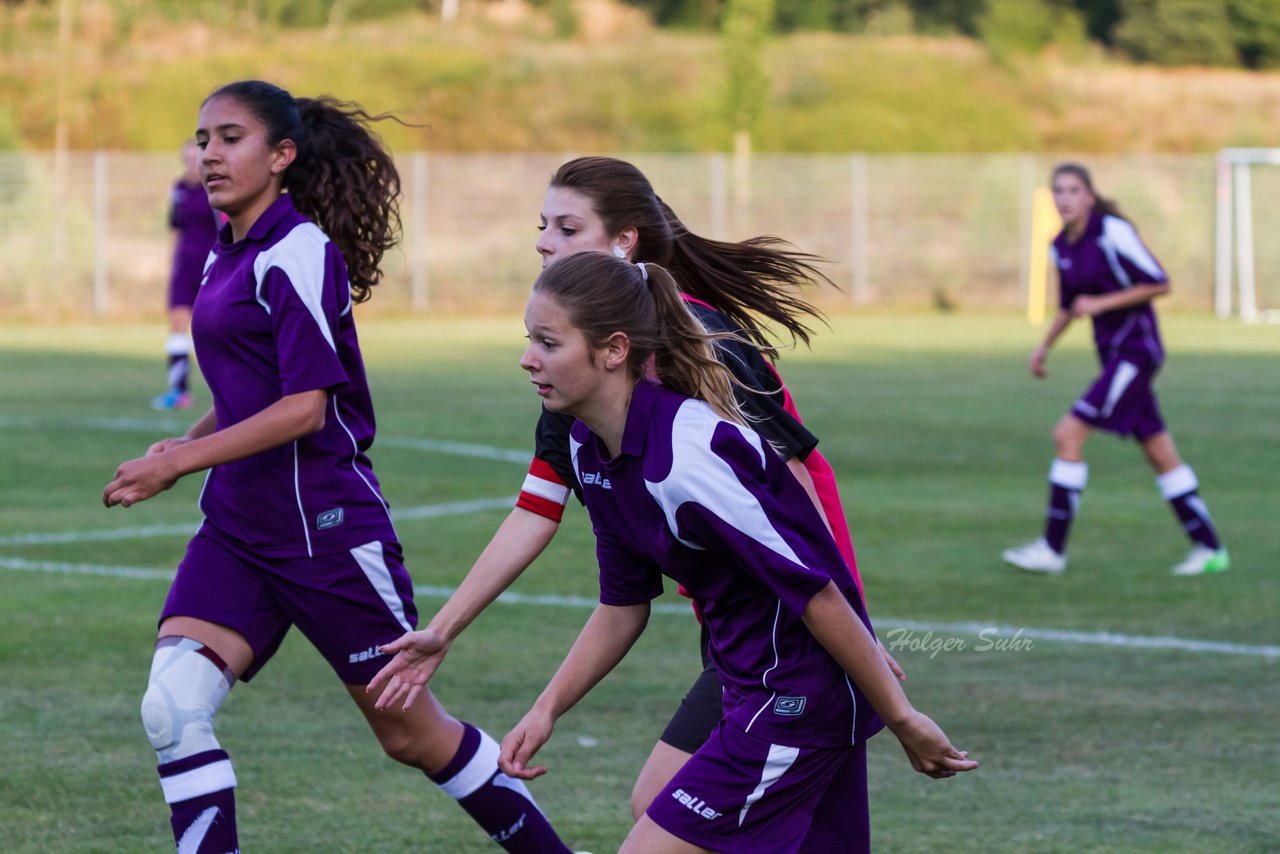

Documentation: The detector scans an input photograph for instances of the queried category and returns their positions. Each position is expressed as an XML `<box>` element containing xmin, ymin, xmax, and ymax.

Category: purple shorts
<box><xmin>646</xmin><ymin>722</ymin><xmax>869</xmax><ymax>854</ymax></box>
<box><xmin>1071</xmin><ymin>356</ymin><xmax>1165</xmax><ymax>440</ymax></box>
<box><xmin>161</xmin><ymin>527</ymin><xmax>417</xmax><ymax>684</ymax></box>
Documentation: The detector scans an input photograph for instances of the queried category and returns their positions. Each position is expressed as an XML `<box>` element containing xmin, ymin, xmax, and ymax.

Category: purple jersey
<box><xmin>1052</xmin><ymin>210</ymin><xmax>1168</xmax><ymax>364</ymax></box>
<box><xmin>168</xmin><ymin>179</ymin><xmax>220</xmax><ymax>309</ymax></box>
<box><xmin>570</xmin><ymin>379</ymin><xmax>882</xmax><ymax>749</ymax></box>
<box><xmin>190</xmin><ymin>194</ymin><xmax>396</xmax><ymax>558</ymax></box>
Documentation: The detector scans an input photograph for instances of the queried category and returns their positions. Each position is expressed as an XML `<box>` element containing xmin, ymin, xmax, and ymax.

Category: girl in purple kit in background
<box><xmin>380</xmin><ymin>251</ymin><xmax>977</xmax><ymax>853</ymax></box>
<box><xmin>153</xmin><ymin>139</ymin><xmax>221</xmax><ymax>411</ymax></box>
<box><xmin>103</xmin><ymin>80</ymin><xmax>572</xmax><ymax>854</ymax></box>
<box><xmin>1002</xmin><ymin>162</ymin><xmax>1228</xmax><ymax>578</ymax></box>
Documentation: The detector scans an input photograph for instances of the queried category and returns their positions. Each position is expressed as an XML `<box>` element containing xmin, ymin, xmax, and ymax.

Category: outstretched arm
<box><xmin>1030</xmin><ymin>308</ymin><xmax>1075</xmax><ymax>378</ymax></box>
<box><xmin>803</xmin><ymin>582</ymin><xmax>978</xmax><ymax>779</ymax></box>
<box><xmin>367</xmin><ymin>506</ymin><xmax>560</xmax><ymax>711</ymax></box>
<box><xmin>103</xmin><ymin>390</ymin><xmax>327</xmax><ymax>507</ymax></box>
<box><xmin>499</xmin><ymin>602</ymin><xmax>650</xmax><ymax>780</ymax></box>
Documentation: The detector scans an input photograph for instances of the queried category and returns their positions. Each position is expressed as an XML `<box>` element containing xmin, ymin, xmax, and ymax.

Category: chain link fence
<box><xmin>0</xmin><ymin>151</ymin><xmax>1253</xmax><ymax>320</ymax></box>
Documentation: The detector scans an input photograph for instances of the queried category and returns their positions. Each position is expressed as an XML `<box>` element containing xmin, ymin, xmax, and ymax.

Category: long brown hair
<box><xmin>533</xmin><ymin>252</ymin><xmax>745</xmax><ymax>423</ymax></box>
<box><xmin>549</xmin><ymin>156</ymin><xmax>833</xmax><ymax>355</ymax></box>
<box><xmin>1052</xmin><ymin>162</ymin><xmax>1124</xmax><ymax>221</ymax></box>
<box><xmin>205</xmin><ymin>80</ymin><xmax>403</xmax><ymax>303</ymax></box>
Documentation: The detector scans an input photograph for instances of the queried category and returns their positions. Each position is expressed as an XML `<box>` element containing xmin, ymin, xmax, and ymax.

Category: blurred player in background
<box><xmin>366</xmin><ymin>156</ymin><xmax>903</xmax><ymax>826</ymax></box>
<box><xmin>153</xmin><ymin>139</ymin><xmax>220</xmax><ymax>411</ymax></box>
<box><xmin>487</xmin><ymin>252</ymin><xmax>976</xmax><ymax>852</ymax></box>
<box><xmin>104</xmin><ymin>80</ymin><xmax>572</xmax><ymax>854</ymax></box>
<box><xmin>1002</xmin><ymin>162</ymin><xmax>1229</xmax><ymax>577</ymax></box>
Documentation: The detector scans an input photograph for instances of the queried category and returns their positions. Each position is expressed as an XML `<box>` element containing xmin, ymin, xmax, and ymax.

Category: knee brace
<box><xmin>140</xmin><ymin>637</ymin><xmax>235</xmax><ymax>764</ymax></box>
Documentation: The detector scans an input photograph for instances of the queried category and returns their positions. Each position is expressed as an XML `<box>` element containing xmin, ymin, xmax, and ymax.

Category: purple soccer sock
<box><xmin>428</xmin><ymin>723</ymin><xmax>572</xmax><ymax>853</ymax></box>
<box><xmin>165</xmin><ymin>334</ymin><xmax>190</xmax><ymax>394</ymax></box>
<box><xmin>1157</xmin><ymin>465</ymin><xmax>1221</xmax><ymax>550</ymax></box>
<box><xmin>159</xmin><ymin>750</ymin><xmax>239</xmax><ymax>854</ymax></box>
<box><xmin>167</xmin><ymin>354</ymin><xmax>190</xmax><ymax>394</ymax></box>
<box><xmin>1043</xmin><ymin>459</ymin><xmax>1087</xmax><ymax>555</ymax></box>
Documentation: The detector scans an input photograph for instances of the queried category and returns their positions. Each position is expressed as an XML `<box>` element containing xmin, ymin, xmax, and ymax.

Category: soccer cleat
<box><xmin>1171</xmin><ymin>546</ymin><xmax>1230</xmax><ymax>576</ymax></box>
<box><xmin>1002</xmin><ymin>538</ymin><xmax>1066</xmax><ymax>574</ymax></box>
<box><xmin>151</xmin><ymin>390</ymin><xmax>193</xmax><ymax>411</ymax></box>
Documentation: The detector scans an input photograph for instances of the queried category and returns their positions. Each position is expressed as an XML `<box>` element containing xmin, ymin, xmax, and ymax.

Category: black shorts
<box><xmin>659</xmin><ymin>624</ymin><xmax>724</xmax><ymax>754</ymax></box>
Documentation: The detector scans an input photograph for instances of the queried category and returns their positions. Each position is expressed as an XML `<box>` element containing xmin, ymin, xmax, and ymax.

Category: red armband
<box><xmin>515</xmin><ymin>457</ymin><xmax>572</xmax><ymax>522</ymax></box>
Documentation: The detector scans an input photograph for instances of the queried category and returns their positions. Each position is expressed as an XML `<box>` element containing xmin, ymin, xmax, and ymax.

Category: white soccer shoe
<box><xmin>1171</xmin><ymin>545</ymin><xmax>1231</xmax><ymax>576</ymax></box>
<box><xmin>1002</xmin><ymin>538</ymin><xmax>1066</xmax><ymax>574</ymax></box>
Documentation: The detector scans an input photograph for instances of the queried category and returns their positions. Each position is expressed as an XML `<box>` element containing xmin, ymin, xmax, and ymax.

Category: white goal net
<box><xmin>1216</xmin><ymin>148</ymin><xmax>1280</xmax><ymax>322</ymax></box>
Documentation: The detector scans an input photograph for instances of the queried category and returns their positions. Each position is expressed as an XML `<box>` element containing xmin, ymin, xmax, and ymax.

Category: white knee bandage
<box><xmin>141</xmin><ymin>637</ymin><xmax>234</xmax><ymax>764</ymax></box>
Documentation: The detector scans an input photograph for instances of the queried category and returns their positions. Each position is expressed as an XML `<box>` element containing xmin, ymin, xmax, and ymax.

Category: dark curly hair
<box><xmin>205</xmin><ymin>80</ymin><xmax>402</xmax><ymax>303</ymax></box>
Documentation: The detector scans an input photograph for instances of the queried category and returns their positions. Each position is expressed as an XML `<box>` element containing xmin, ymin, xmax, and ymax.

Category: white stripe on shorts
<box><xmin>350</xmin><ymin>541</ymin><xmax>412</xmax><ymax>632</ymax></box>
<box><xmin>1101</xmin><ymin>360</ymin><xmax>1140</xmax><ymax>418</ymax></box>
<box><xmin>738</xmin><ymin>743</ymin><xmax>800</xmax><ymax>827</ymax></box>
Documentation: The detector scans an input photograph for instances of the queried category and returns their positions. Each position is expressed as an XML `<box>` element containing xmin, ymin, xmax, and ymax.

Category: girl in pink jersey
<box><xmin>104</xmin><ymin>80</ymin><xmax>572</xmax><ymax>854</ymax></box>
<box><xmin>369</xmin><ymin>156</ymin><xmax>902</xmax><ymax>826</ymax></box>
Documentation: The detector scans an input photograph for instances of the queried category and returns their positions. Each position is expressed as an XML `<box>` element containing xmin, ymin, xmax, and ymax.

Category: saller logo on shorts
<box><xmin>317</xmin><ymin>508</ymin><xmax>344</xmax><ymax>530</ymax></box>
<box><xmin>774</xmin><ymin>696</ymin><xmax>806</xmax><ymax>716</ymax></box>
<box><xmin>671</xmin><ymin>788</ymin><xmax>722</xmax><ymax>820</ymax></box>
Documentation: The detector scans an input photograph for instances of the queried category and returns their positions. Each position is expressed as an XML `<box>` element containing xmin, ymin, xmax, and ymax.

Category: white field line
<box><xmin>4</xmin><ymin>415</ymin><xmax>1277</xmax><ymax>659</ymax></box>
<box><xmin>1</xmin><ymin>554</ymin><xmax>1277</xmax><ymax>659</ymax></box>
<box><xmin>0</xmin><ymin>414</ymin><xmax>533</xmax><ymax>463</ymax></box>
<box><xmin>0</xmin><ymin>497</ymin><xmax>515</xmax><ymax>547</ymax></box>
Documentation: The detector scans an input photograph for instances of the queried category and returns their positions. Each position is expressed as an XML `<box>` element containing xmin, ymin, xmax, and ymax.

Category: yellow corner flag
<box><xmin>1028</xmin><ymin>187</ymin><xmax>1062</xmax><ymax>325</ymax></box>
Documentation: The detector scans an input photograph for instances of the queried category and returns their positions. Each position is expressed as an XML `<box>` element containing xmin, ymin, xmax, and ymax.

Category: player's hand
<box><xmin>366</xmin><ymin>628</ymin><xmax>451</xmax><ymax>711</ymax></box>
<box><xmin>499</xmin><ymin>708</ymin><xmax>555</xmax><ymax>780</ymax></box>
<box><xmin>1070</xmin><ymin>294</ymin><xmax>1105</xmax><ymax>318</ymax></box>
<box><xmin>878</xmin><ymin>638</ymin><xmax>906</xmax><ymax>681</ymax></box>
<box><xmin>1030</xmin><ymin>346</ymin><xmax>1049</xmax><ymax>378</ymax></box>
<box><xmin>146</xmin><ymin>436</ymin><xmax>192</xmax><ymax>457</ymax></box>
<box><xmin>103</xmin><ymin>455</ymin><xmax>180</xmax><ymax>508</ymax></box>
<box><xmin>889</xmin><ymin>710</ymin><xmax>978</xmax><ymax>779</ymax></box>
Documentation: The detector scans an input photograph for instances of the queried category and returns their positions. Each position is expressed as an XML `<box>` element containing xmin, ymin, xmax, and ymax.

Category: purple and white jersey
<box><xmin>1052</xmin><ymin>210</ymin><xmax>1168</xmax><ymax>364</ymax></box>
<box><xmin>190</xmin><ymin>194</ymin><xmax>396</xmax><ymax>558</ymax></box>
<box><xmin>570</xmin><ymin>380</ymin><xmax>882</xmax><ymax>748</ymax></box>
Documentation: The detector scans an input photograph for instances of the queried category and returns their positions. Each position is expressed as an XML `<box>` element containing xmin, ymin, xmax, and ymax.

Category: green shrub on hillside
<box><xmin>1113</xmin><ymin>0</ymin><xmax>1237</xmax><ymax>66</ymax></box>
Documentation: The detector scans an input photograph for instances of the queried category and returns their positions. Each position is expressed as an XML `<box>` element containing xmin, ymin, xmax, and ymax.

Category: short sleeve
<box><xmin>257</xmin><ymin>232</ymin><xmax>349</xmax><ymax>396</ymax></box>
<box><xmin>533</xmin><ymin>407</ymin><xmax>583</xmax><ymax>504</ymax></box>
<box><xmin>655</xmin><ymin>407</ymin><xmax>841</xmax><ymax>620</ymax></box>
<box><xmin>1103</xmin><ymin>216</ymin><xmax>1168</xmax><ymax>286</ymax></box>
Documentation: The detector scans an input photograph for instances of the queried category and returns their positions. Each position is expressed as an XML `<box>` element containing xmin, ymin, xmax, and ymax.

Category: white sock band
<box><xmin>1156</xmin><ymin>464</ymin><xmax>1198</xmax><ymax>500</ymax></box>
<box><xmin>166</xmin><ymin>333</ymin><xmax>191</xmax><ymax>357</ymax></box>
<box><xmin>1049</xmin><ymin>458</ymin><xmax>1088</xmax><ymax>490</ymax></box>
<box><xmin>438</xmin><ymin>729</ymin><xmax>502</xmax><ymax>800</ymax></box>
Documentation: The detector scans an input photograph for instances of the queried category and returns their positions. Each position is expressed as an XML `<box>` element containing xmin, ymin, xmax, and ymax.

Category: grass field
<box><xmin>1</xmin><ymin>312</ymin><xmax>1277</xmax><ymax>853</ymax></box>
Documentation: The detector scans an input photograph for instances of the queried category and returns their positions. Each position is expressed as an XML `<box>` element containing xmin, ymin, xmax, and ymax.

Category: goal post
<box><xmin>1215</xmin><ymin>147</ymin><xmax>1280</xmax><ymax>323</ymax></box>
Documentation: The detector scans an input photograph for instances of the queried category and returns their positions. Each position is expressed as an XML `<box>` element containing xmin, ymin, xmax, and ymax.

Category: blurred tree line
<box><xmin>4</xmin><ymin>0</ymin><xmax>1279</xmax><ymax>69</ymax></box>
<box><xmin>626</xmin><ymin>0</ymin><xmax>1280</xmax><ymax>69</ymax></box>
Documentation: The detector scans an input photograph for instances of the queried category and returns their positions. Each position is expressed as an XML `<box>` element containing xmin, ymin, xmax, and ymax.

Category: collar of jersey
<box><xmin>216</xmin><ymin>193</ymin><xmax>297</xmax><ymax>250</ymax></box>
<box><xmin>615</xmin><ymin>378</ymin><xmax>664</xmax><ymax>461</ymax></box>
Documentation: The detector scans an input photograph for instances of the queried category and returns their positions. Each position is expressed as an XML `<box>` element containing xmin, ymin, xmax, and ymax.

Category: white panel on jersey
<box><xmin>1100</xmin><ymin>215</ymin><xmax>1166</xmax><ymax>287</ymax></box>
<box><xmin>645</xmin><ymin>400</ymin><xmax>802</xmax><ymax>567</ymax></box>
<box><xmin>253</xmin><ymin>222</ymin><xmax>337</xmax><ymax>352</ymax></box>
<box><xmin>569</xmin><ymin>435</ymin><xmax>584</xmax><ymax>488</ymax></box>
